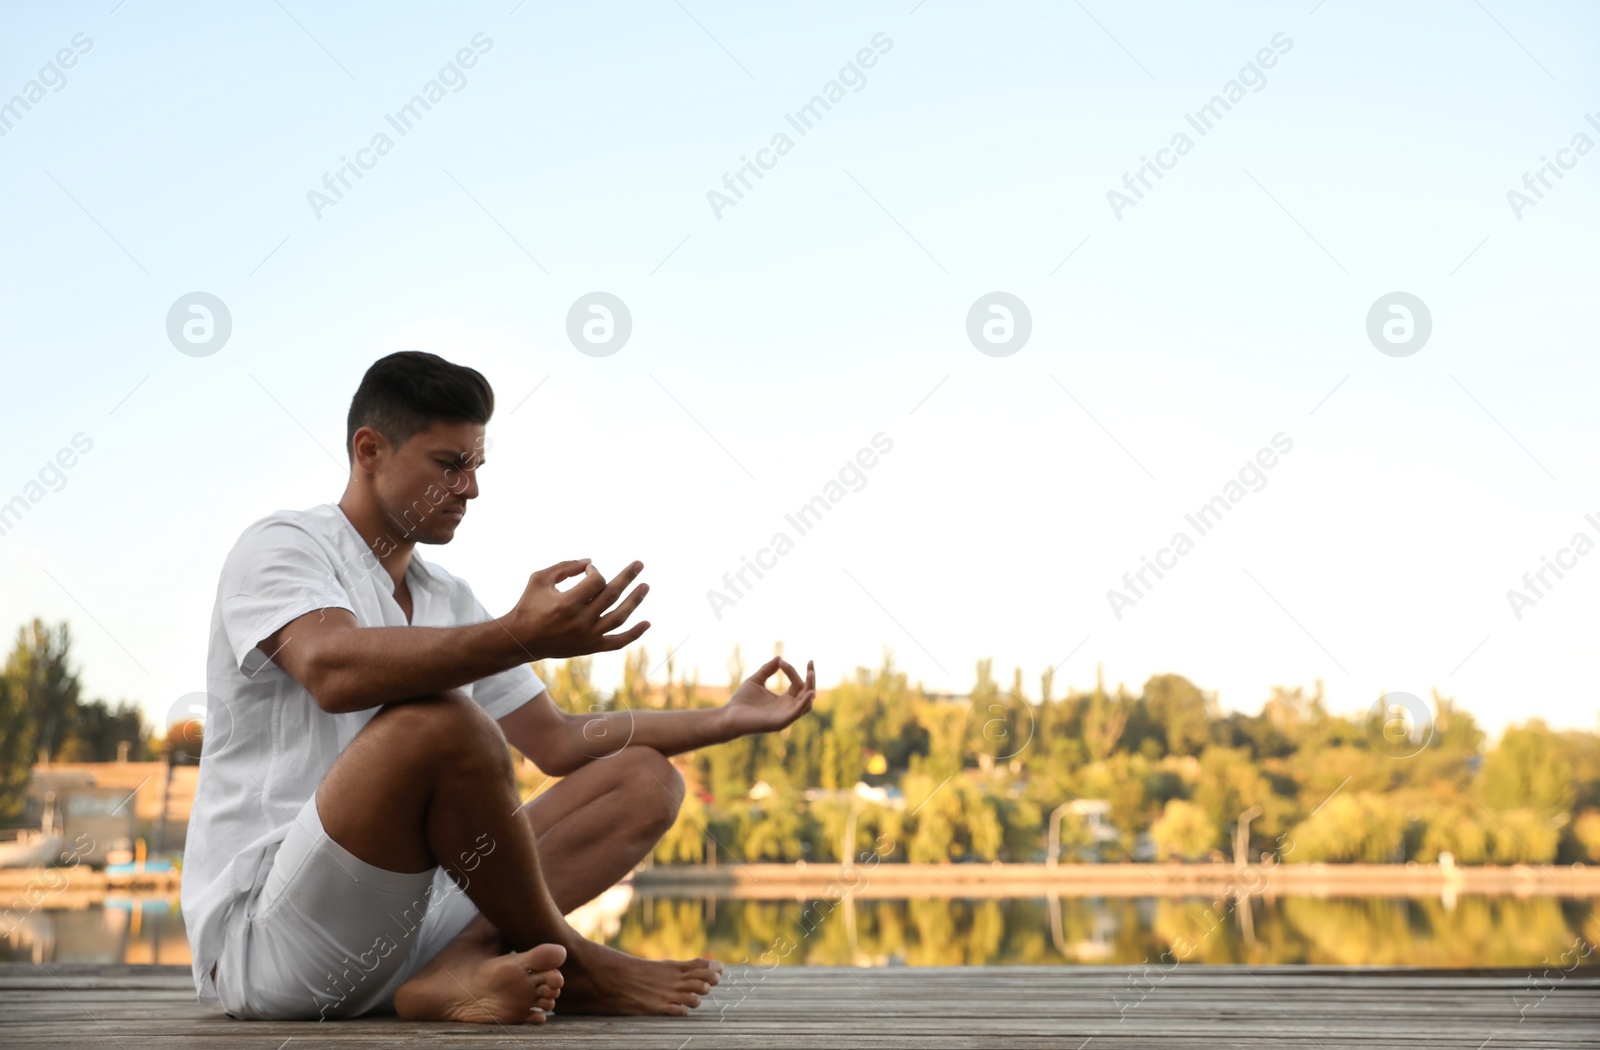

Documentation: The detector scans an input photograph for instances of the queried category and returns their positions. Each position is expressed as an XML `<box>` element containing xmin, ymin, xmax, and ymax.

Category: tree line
<box><xmin>2</xmin><ymin>618</ymin><xmax>1595</xmax><ymax>867</ymax></box>
<box><xmin>536</xmin><ymin>647</ymin><xmax>1600</xmax><ymax>867</ymax></box>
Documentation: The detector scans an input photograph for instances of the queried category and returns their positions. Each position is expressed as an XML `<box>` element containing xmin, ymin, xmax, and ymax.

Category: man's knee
<box><xmin>372</xmin><ymin>690</ymin><xmax>512</xmax><ymax>779</ymax></box>
<box><xmin>618</xmin><ymin>746</ymin><xmax>683</xmax><ymax>834</ymax></box>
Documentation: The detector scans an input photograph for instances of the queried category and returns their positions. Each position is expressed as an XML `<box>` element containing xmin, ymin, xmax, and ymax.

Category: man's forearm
<box><xmin>564</xmin><ymin>705</ymin><xmax>735</xmax><ymax>767</ymax></box>
<box><xmin>505</xmin><ymin>655</ymin><xmax>812</xmax><ymax>776</ymax></box>
<box><xmin>305</xmin><ymin>616</ymin><xmax>534</xmax><ymax>712</ymax></box>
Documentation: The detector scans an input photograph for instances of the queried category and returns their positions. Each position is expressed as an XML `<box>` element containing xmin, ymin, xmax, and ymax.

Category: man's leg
<box><xmin>389</xmin><ymin>746</ymin><xmax>691</xmax><ymax>1020</ymax></box>
<box><xmin>520</xmin><ymin>744</ymin><xmax>686</xmax><ymax>912</ymax></box>
<box><xmin>314</xmin><ymin>691</ymin><xmax>719</xmax><ymax>1020</ymax></box>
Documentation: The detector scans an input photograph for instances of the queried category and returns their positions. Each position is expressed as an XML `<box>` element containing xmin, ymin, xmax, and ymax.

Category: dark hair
<box><xmin>346</xmin><ymin>352</ymin><xmax>494</xmax><ymax>461</ymax></box>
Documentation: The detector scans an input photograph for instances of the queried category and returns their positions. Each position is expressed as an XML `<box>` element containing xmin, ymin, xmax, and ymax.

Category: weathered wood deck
<box><xmin>3</xmin><ymin>963</ymin><xmax>1596</xmax><ymax>1048</ymax></box>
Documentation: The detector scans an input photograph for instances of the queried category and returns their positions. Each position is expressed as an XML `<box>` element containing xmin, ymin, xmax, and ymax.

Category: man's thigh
<box><xmin>520</xmin><ymin>744</ymin><xmax>680</xmax><ymax>839</ymax></box>
<box><xmin>316</xmin><ymin>690</ymin><xmax>506</xmax><ymax>874</ymax></box>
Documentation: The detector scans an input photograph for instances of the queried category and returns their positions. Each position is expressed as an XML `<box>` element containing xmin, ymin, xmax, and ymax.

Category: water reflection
<box><xmin>2</xmin><ymin>896</ymin><xmax>188</xmax><ymax>965</ymax></box>
<box><xmin>4</xmin><ymin>894</ymin><xmax>1594</xmax><ymax>968</ymax></box>
<box><xmin>609</xmin><ymin>894</ymin><xmax>1600</xmax><ymax>968</ymax></box>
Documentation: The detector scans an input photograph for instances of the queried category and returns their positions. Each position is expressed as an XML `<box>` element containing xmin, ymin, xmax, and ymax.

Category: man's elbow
<box><xmin>291</xmin><ymin>647</ymin><xmax>363</xmax><ymax>714</ymax></box>
<box><xmin>309</xmin><ymin>683</ymin><xmax>361</xmax><ymax>714</ymax></box>
<box><xmin>307</xmin><ymin>677</ymin><xmax>357</xmax><ymax>714</ymax></box>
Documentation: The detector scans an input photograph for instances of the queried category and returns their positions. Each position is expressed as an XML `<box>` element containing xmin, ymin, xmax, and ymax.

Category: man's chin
<box><xmin>417</xmin><ymin>519</ymin><xmax>462</xmax><ymax>545</ymax></box>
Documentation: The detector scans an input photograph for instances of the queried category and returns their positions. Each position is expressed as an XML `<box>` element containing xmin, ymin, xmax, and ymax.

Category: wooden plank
<box><xmin>1</xmin><ymin>963</ymin><xmax>1595</xmax><ymax>1049</ymax></box>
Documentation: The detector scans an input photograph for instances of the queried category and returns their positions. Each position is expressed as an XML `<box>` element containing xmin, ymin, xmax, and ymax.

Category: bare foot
<box><xmin>558</xmin><ymin>942</ymin><xmax>722</xmax><ymax>1017</ymax></box>
<box><xmin>395</xmin><ymin>937</ymin><xmax>567</xmax><ymax>1024</ymax></box>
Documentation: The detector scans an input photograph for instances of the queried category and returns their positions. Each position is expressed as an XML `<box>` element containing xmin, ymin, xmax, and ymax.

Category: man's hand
<box><xmin>722</xmin><ymin>656</ymin><xmax>816</xmax><ymax>737</ymax></box>
<box><xmin>507</xmin><ymin>559</ymin><xmax>651</xmax><ymax>659</ymax></box>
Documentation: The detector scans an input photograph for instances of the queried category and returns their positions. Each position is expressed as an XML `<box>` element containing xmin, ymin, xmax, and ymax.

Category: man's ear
<box><xmin>350</xmin><ymin>425</ymin><xmax>389</xmax><ymax>471</ymax></box>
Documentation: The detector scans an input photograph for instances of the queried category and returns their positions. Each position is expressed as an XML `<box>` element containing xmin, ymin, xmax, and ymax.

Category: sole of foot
<box><xmin>395</xmin><ymin>941</ymin><xmax>567</xmax><ymax>1024</ymax></box>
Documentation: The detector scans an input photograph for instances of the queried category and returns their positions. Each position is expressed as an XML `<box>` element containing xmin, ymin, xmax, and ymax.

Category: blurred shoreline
<box><xmin>633</xmin><ymin>860</ymin><xmax>1600</xmax><ymax>897</ymax></box>
<box><xmin>8</xmin><ymin>860</ymin><xmax>1599</xmax><ymax>907</ymax></box>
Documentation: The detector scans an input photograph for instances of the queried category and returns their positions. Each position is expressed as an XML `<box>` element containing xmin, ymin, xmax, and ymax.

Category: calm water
<box><xmin>4</xmin><ymin>893</ymin><xmax>1595</xmax><ymax>968</ymax></box>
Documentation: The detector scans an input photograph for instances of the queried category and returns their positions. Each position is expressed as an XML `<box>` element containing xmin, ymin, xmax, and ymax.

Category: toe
<box><xmin>521</xmin><ymin>943</ymin><xmax>568</xmax><ymax>972</ymax></box>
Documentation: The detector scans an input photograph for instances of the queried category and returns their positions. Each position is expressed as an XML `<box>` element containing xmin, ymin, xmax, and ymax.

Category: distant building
<box><xmin>27</xmin><ymin>761</ymin><xmax>196</xmax><ymax>862</ymax></box>
<box><xmin>1065</xmin><ymin>799</ymin><xmax>1119</xmax><ymax>844</ymax></box>
<box><xmin>1062</xmin><ymin>799</ymin><xmax>1157</xmax><ymax>862</ymax></box>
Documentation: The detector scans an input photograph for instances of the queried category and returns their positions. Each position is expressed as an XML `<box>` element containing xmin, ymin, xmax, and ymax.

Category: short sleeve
<box><xmin>459</xmin><ymin>587</ymin><xmax>545</xmax><ymax>720</ymax></box>
<box><xmin>219</xmin><ymin>518</ymin><xmax>354</xmax><ymax>676</ymax></box>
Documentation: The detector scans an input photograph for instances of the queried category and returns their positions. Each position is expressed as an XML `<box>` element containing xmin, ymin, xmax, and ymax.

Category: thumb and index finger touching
<box><xmin>538</xmin><ymin>558</ymin><xmax>593</xmax><ymax>585</ymax></box>
<box><xmin>749</xmin><ymin>655</ymin><xmax>817</xmax><ymax>695</ymax></box>
<box><xmin>532</xmin><ymin>559</ymin><xmax>617</xmax><ymax>608</ymax></box>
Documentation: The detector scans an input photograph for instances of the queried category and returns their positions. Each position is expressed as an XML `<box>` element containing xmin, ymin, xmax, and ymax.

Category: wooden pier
<box><xmin>3</xmin><ymin>962</ymin><xmax>1596</xmax><ymax>1048</ymax></box>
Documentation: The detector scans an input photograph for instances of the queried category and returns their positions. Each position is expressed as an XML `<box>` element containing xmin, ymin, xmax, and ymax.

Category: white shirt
<box><xmin>180</xmin><ymin>503</ymin><xmax>542</xmax><ymax>1000</ymax></box>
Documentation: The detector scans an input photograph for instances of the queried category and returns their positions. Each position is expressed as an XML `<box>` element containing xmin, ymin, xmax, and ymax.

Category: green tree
<box><xmin>705</xmin><ymin>734</ymin><xmax>756</xmax><ymax>801</ymax></box>
<box><xmin>736</xmin><ymin>782</ymin><xmax>809</xmax><ymax>861</ymax></box>
<box><xmin>917</xmin><ymin>700</ymin><xmax>967</xmax><ymax>782</ymax></box>
<box><xmin>616</xmin><ymin>647</ymin><xmax>651</xmax><ymax>710</ymax></box>
<box><xmin>4</xmin><ymin>619</ymin><xmax>83</xmax><ymax>761</ymax></box>
<box><xmin>536</xmin><ymin>656</ymin><xmax>594</xmax><ymax>712</ymax></box>
<box><xmin>1483</xmin><ymin>808</ymin><xmax>1561</xmax><ymax>863</ymax></box>
<box><xmin>654</xmin><ymin>792</ymin><xmax>712</xmax><ymax>864</ymax></box>
<box><xmin>827</xmin><ymin>675</ymin><xmax>867</xmax><ymax>789</ymax></box>
<box><xmin>1194</xmin><ymin>745</ymin><xmax>1287</xmax><ymax>848</ymax></box>
<box><xmin>59</xmin><ymin>699</ymin><xmax>152</xmax><ymax>762</ymax></box>
<box><xmin>1569</xmin><ymin>810</ymin><xmax>1600</xmax><ymax>862</ymax></box>
<box><xmin>1150</xmin><ymin>798</ymin><xmax>1215</xmax><ymax>860</ymax></box>
<box><xmin>1083</xmin><ymin>671</ymin><xmax>1127</xmax><ymax>762</ymax></box>
<box><xmin>1142</xmin><ymin>674</ymin><xmax>1214</xmax><ymax>757</ymax></box>
<box><xmin>0</xmin><ymin>675</ymin><xmax>36</xmax><ymax>822</ymax></box>
<box><xmin>1285</xmin><ymin>792</ymin><xmax>1408</xmax><ymax>863</ymax></box>
<box><xmin>1478</xmin><ymin>722</ymin><xmax>1576</xmax><ymax>815</ymax></box>
<box><xmin>905</xmin><ymin>774</ymin><xmax>1003</xmax><ymax>863</ymax></box>
<box><xmin>966</xmin><ymin>660</ymin><xmax>1000</xmax><ymax>773</ymax></box>
<box><xmin>1414</xmin><ymin>803</ymin><xmax>1491</xmax><ymax>864</ymax></box>
<box><xmin>1080</xmin><ymin>752</ymin><xmax>1152</xmax><ymax>844</ymax></box>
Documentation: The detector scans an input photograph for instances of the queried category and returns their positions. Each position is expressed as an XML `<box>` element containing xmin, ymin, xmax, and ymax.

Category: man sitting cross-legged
<box><xmin>180</xmin><ymin>350</ymin><xmax>817</xmax><ymax>1023</ymax></box>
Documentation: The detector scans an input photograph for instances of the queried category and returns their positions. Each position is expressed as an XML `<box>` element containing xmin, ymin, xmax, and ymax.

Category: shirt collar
<box><xmin>324</xmin><ymin>502</ymin><xmax>448</xmax><ymax>591</ymax></box>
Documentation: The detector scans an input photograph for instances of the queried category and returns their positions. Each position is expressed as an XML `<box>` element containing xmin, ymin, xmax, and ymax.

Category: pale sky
<box><xmin>1</xmin><ymin>0</ymin><xmax>1596</xmax><ymax>737</ymax></box>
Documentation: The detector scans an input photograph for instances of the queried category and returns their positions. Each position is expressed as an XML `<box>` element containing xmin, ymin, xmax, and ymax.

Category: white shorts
<box><xmin>214</xmin><ymin>794</ymin><xmax>481</xmax><ymax>1020</ymax></box>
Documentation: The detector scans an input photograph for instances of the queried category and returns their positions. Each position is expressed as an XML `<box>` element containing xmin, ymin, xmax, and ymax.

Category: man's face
<box><xmin>365</xmin><ymin>418</ymin><xmax>487</xmax><ymax>545</ymax></box>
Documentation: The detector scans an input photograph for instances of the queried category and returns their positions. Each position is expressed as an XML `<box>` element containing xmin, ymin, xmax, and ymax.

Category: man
<box><xmin>181</xmin><ymin>351</ymin><xmax>816</xmax><ymax>1023</ymax></box>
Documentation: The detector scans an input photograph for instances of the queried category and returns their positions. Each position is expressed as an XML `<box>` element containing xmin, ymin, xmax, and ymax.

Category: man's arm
<box><xmin>263</xmin><ymin>559</ymin><xmax>650</xmax><ymax>713</ymax></box>
<box><xmin>500</xmin><ymin>656</ymin><xmax>816</xmax><ymax>777</ymax></box>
